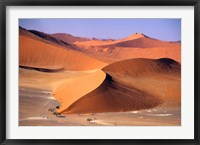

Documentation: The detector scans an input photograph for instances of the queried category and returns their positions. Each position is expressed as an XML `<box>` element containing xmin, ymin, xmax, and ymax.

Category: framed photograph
<box><xmin>1</xmin><ymin>0</ymin><xmax>200</xmax><ymax>144</ymax></box>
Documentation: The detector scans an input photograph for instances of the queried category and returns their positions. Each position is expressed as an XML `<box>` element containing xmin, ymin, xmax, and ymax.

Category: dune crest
<box><xmin>52</xmin><ymin>70</ymin><xmax>106</xmax><ymax>113</ymax></box>
<box><xmin>121</xmin><ymin>33</ymin><xmax>145</xmax><ymax>41</ymax></box>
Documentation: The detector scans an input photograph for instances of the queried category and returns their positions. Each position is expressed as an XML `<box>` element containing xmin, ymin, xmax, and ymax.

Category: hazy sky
<box><xmin>19</xmin><ymin>19</ymin><xmax>181</xmax><ymax>41</ymax></box>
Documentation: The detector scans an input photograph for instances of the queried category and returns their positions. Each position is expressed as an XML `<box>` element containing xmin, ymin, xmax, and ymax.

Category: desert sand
<box><xmin>19</xmin><ymin>27</ymin><xmax>181</xmax><ymax>126</ymax></box>
<box><xmin>60</xmin><ymin>58</ymin><xmax>180</xmax><ymax>114</ymax></box>
<box><xmin>74</xmin><ymin>33</ymin><xmax>180</xmax><ymax>63</ymax></box>
<box><xmin>52</xmin><ymin>69</ymin><xmax>106</xmax><ymax>113</ymax></box>
<box><xmin>19</xmin><ymin>72</ymin><xmax>180</xmax><ymax>126</ymax></box>
<box><xmin>19</xmin><ymin>28</ymin><xmax>107</xmax><ymax>71</ymax></box>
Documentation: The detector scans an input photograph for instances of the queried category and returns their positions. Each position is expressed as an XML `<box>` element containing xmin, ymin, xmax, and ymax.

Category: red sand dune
<box><xmin>28</xmin><ymin>29</ymin><xmax>83</xmax><ymax>51</ymax></box>
<box><xmin>19</xmin><ymin>28</ymin><xmax>107</xmax><ymax>71</ymax></box>
<box><xmin>52</xmin><ymin>70</ymin><xmax>106</xmax><ymax>113</ymax></box>
<box><xmin>54</xmin><ymin>58</ymin><xmax>180</xmax><ymax>114</ymax></box>
<box><xmin>25</xmin><ymin>30</ymin><xmax>180</xmax><ymax>63</ymax></box>
<box><xmin>29</xmin><ymin>30</ymin><xmax>72</xmax><ymax>47</ymax></box>
<box><xmin>103</xmin><ymin>35</ymin><xmax>180</xmax><ymax>48</ymax></box>
<box><xmin>74</xmin><ymin>33</ymin><xmax>181</xmax><ymax>63</ymax></box>
<box><xmin>20</xmin><ymin>28</ymin><xmax>181</xmax><ymax>114</ymax></box>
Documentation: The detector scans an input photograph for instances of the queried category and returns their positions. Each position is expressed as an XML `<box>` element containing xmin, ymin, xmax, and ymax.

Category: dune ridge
<box><xmin>52</xmin><ymin>70</ymin><xmax>106</xmax><ymax>113</ymax></box>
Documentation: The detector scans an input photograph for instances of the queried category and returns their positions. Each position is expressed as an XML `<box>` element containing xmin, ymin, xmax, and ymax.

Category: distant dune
<box><xmin>55</xmin><ymin>58</ymin><xmax>180</xmax><ymax>114</ymax></box>
<box><xmin>75</xmin><ymin>33</ymin><xmax>180</xmax><ymax>48</ymax></box>
<box><xmin>50</xmin><ymin>33</ymin><xmax>90</xmax><ymax>43</ymax></box>
<box><xmin>19</xmin><ymin>27</ymin><xmax>107</xmax><ymax>71</ymax></box>
<box><xmin>74</xmin><ymin>33</ymin><xmax>181</xmax><ymax>63</ymax></box>
<box><xmin>29</xmin><ymin>30</ymin><xmax>73</xmax><ymax>48</ymax></box>
<box><xmin>103</xmin><ymin>34</ymin><xmax>180</xmax><ymax>48</ymax></box>
<box><xmin>21</xmin><ymin>29</ymin><xmax>181</xmax><ymax>63</ymax></box>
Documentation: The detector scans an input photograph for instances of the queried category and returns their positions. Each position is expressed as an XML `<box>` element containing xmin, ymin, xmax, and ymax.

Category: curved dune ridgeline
<box><xmin>52</xmin><ymin>70</ymin><xmax>106</xmax><ymax>113</ymax></box>
<box><xmin>19</xmin><ymin>28</ymin><xmax>107</xmax><ymax>71</ymax></box>
<box><xmin>62</xmin><ymin>74</ymin><xmax>163</xmax><ymax>114</ymax></box>
<box><xmin>55</xmin><ymin>58</ymin><xmax>180</xmax><ymax>114</ymax></box>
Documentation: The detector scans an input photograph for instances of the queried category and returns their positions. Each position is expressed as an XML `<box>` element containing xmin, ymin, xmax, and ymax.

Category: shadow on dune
<box><xmin>62</xmin><ymin>73</ymin><xmax>163</xmax><ymax>114</ymax></box>
<box><xmin>19</xmin><ymin>65</ymin><xmax>64</xmax><ymax>73</ymax></box>
<box><xmin>60</xmin><ymin>58</ymin><xmax>180</xmax><ymax>114</ymax></box>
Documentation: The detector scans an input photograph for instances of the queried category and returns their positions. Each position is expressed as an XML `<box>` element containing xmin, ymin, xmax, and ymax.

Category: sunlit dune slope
<box><xmin>19</xmin><ymin>28</ymin><xmax>107</xmax><ymax>70</ymax></box>
<box><xmin>59</xmin><ymin>58</ymin><xmax>180</xmax><ymax>114</ymax></box>
<box><xmin>52</xmin><ymin>70</ymin><xmax>106</xmax><ymax>113</ymax></box>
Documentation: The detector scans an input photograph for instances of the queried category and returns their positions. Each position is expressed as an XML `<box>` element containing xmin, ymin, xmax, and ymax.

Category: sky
<box><xmin>19</xmin><ymin>19</ymin><xmax>181</xmax><ymax>41</ymax></box>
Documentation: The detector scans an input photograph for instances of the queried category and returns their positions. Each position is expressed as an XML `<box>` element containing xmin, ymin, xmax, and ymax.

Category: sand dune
<box><xmin>103</xmin><ymin>58</ymin><xmax>181</xmax><ymax>106</ymax></box>
<box><xmin>62</xmin><ymin>74</ymin><xmax>162</xmax><ymax>114</ymax></box>
<box><xmin>103</xmin><ymin>35</ymin><xmax>180</xmax><ymax>48</ymax></box>
<box><xmin>78</xmin><ymin>46</ymin><xmax>181</xmax><ymax>63</ymax></box>
<box><xmin>50</xmin><ymin>33</ymin><xmax>90</xmax><ymax>43</ymax></box>
<box><xmin>29</xmin><ymin>30</ymin><xmax>73</xmax><ymax>48</ymax></box>
<box><xmin>23</xmin><ymin>29</ymin><xmax>180</xmax><ymax>63</ymax></box>
<box><xmin>74</xmin><ymin>33</ymin><xmax>180</xmax><ymax>48</ymax></box>
<box><xmin>19</xmin><ymin>28</ymin><xmax>107</xmax><ymax>71</ymax></box>
<box><xmin>19</xmin><ymin>29</ymin><xmax>181</xmax><ymax>114</ymax></box>
<box><xmin>104</xmin><ymin>58</ymin><xmax>180</xmax><ymax>77</ymax></box>
<box><xmin>74</xmin><ymin>39</ymin><xmax>115</xmax><ymax>47</ymax></box>
<box><xmin>52</xmin><ymin>70</ymin><xmax>106</xmax><ymax>113</ymax></box>
<box><xmin>74</xmin><ymin>33</ymin><xmax>181</xmax><ymax>63</ymax></box>
<box><xmin>19</xmin><ymin>65</ymin><xmax>64</xmax><ymax>72</ymax></box>
<box><xmin>110</xmin><ymin>47</ymin><xmax>180</xmax><ymax>62</ymax></box>
<box><xmin>53</xmin><ymin>58</ymin><xmax>180</xmax><ymax>114</ymax></box>
<box><xmin>73</xmin><ymin>33</ymin><xmax>143</xmax><ymax>47</ymax></box>
<box><xmin>19</xmin><ymin>26</ymin><xmax>181</xmax><ymax>125</ymax></box>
